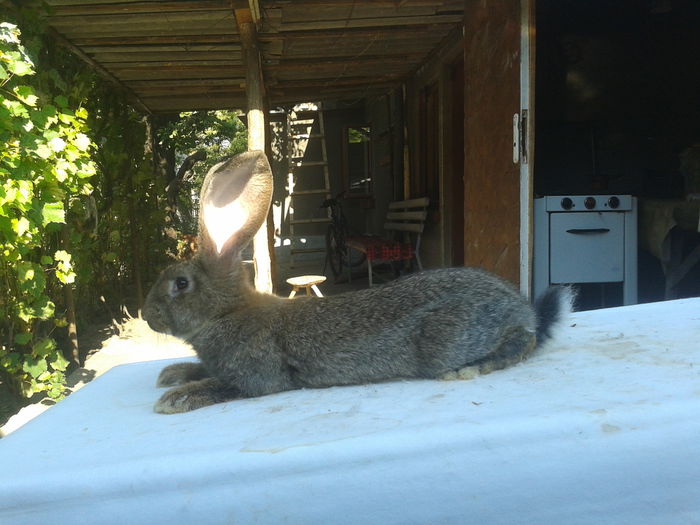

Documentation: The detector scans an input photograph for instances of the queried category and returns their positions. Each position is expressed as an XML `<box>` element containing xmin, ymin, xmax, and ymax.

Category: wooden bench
<box><xmin>346</xmin><ymin>197</ymin><xmax>429</xmax><ymax>287</ymax></box>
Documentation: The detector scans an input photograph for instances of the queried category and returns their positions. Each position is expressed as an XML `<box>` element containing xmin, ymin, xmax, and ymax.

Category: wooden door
<box><xmin>463</xmin><ymin>0</ymin><xmax>534</xmax><ymax>292</ymax></box>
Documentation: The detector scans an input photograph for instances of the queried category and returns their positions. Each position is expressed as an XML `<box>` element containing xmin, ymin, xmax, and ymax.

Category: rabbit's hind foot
<box><xmin>440</xmin><ymin>365</ymin><xmax>481</xmax><ymax>381</ymax></box>
<box><xmin>440</xmin><ymin>326</ymin><xmax>537</xmax><ymax>382</ymax></box>
<box><xmin>154</xmin><ymin>378</ymin><xmax>241</xmax><ymax>414</ymax></box>
<box><xmin>470</xmin><ymin>325</ymin><xmax>537</xmax><ymax>376</ymax></box>
<box><xmin>156</xmin><ymin>361</ymin><xmax>209</xmax><ymax>387</ymax></box>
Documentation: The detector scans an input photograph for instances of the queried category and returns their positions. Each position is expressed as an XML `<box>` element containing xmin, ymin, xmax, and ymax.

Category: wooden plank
<box><xmin>260</xmin><ymin>24</ymin><xmax>454</xmax><ymax>41</ymax></box>
<box><xmin>109</xmin><ymin>64</ymin><xmax>245</xmax><ymax>73</ymax></box>
<box><xmin>388</xmin><ymin>197</ymin><xmax>430</xmax><ymax>208</ymax></box>
<box><xmin>267</xmin><ymin>76</ymin><xmax>402</xmax><ymax>88</ymax></box>
<box><xmin>277</xmin><ymin>5</ymin><xmax>445</xmax><ymax>23</ymax></box>
<box><xmin>290</xmin><ymin>218</ymin><xmax>331</xmax><ymax>224</ymax></box>
<box><xmin>114</xmin><ymin>68</ymin><xmax>243</xmax><ymax>81</ymax></box>
<box><xmin>274</xmin><ymin>62</ymin><xmax>410</xmax><ymax>79</ymax></box>
<box><xmin>273</xmin><ymin>54</ymin><xmax>426</xmax><ymax>71</ymax></box>
<box><xmin>463</xmin><ymin>0</ymin><xmax>521</xmax><ymax>285</ymax></box>
<box><xmin>92</xmin><ymin>51</ymin><xmax>242</xmax><ymax>63</ymax></box>
<box><xmin>57</xmin><ymin>26</ymin><xmax>238</xmax><ymax>38</ymax></box>
<box><xmin>383</xmin><ymin>222</ymin><xmax>425</xmax><ymax>233</ymax></box>
<box><xmin>266</xmin><ymin>14</ymin><xmax>463</xmax><ymax>32</ymax></box>
<box><xmin>264</xmin><ymin>0</ymin><xmax>460</xmax><ymax>6</ymax></box>
<box><xmin>143</xmin><ymin>97</ymin><xmax>247</xmax><ymax>113</ymax></box>
<box><xmin>282</xmin><ymin>39</ymin><xmax>443</xmax><ymax>59</ymax></box>
<box><xmin>81</xmin><ymin>44</ymin><xmax>241</xmax><ymax>53</ymax></box>
<box><xmin>71</xmin><ymin>35</ymin><xmax>238</xmax><ymax>46</ymax></box>
<box><xmin>50</xmin><ymin>1</ymin><xmax>229</xmax><ymax>15</ymax></box>
<box><xmin>45</xmin><ymin>0</ymin><xmax>173</xmax><ymax>4</ymax></box>
<box><xmin>133</xmin><ymin>85</ymin><xmax>245</xmax><ymax>96</ymax></box>
<box><xmin>386</xmin><ymin>211</ymin><xmax>428</xmax><ymax>221</ymax></box>
<box><xmin>48</xmin><ymin>11</ymin><xmax>235</xmax><ymax>29</ymax></box>
<box><xmin>268</xmin><ymin>86</ymin><xmax>399</xmax><ymax>105</ymax></box>
<box><xmin>290</xmin><ymin>189</ymin><xmax>329</xmax><ymax>196</ymax></box>
<box><xmin>127</xmin><ymin>78</ymin><xmax>243</xmax><ymax>88</ymax></box>
<box><xmin>142</xmin><ymin>95</ymin><xmax>246</xmax><ymax>106</ymax></box>
<box><xmin>107</xmin><ymin>60</ymin><xmax>242</xmax><ymax>69</ymax></box>
<box><xmin>270</xmin><ymin>80</ymin><xmax>400</xmax><ymax>92</ymax></box>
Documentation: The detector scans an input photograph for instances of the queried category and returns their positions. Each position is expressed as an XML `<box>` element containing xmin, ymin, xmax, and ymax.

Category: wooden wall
<box><xmin>463</xmin><ymin>0</ymin><xmax>522</xmax><ymax>284</ymax></box>
<box><xmin>404</xmin><ymin>31</ymin><xmax>464</xmax><ymax>268</ymax></box>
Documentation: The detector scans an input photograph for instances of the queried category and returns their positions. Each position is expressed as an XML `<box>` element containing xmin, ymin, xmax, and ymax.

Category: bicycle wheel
<box><xmin>325</xmin><ymin>226</ymin><xmax>346</xmax><ymax>279</ymax></box>
<box><xmin>347</xmin><ymin>246</ymin><xmax>366</xmax><ymax>268</ymax></box>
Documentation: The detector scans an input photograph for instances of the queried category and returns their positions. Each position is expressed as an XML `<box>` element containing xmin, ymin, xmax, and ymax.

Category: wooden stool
<box><xmin>287</xmin><ymin>275</ymin><xmax>326</xmax><ymax>298</ymax></box>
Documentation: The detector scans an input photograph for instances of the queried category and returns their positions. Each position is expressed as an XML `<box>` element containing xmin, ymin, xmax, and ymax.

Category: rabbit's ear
<box><xmin>197</xmin><ymin>150</ymin><xmax>272</xmax><ymax>261</ymax></box>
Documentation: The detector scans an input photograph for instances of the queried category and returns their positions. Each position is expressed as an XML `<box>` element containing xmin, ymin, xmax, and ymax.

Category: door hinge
<box><xmin>512</xmin><ymin>109</ymin><xmax>528</xmax><ymax>165</ymax></box>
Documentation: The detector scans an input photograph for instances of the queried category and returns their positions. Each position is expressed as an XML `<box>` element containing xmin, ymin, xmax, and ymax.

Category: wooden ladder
<box><xmin>287</xmin><ymin>104</ymin><xmax>331</xmax><ymax>267</ymax></box>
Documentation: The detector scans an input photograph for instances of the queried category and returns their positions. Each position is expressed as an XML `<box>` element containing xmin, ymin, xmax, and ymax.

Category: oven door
<box><xmin>549</xmin><ymin>212</ymin><xmax>625</xmax><ymax>284</ymax></box>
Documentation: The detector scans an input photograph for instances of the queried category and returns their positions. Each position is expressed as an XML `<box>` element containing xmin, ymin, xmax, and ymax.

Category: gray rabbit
<box><xmin>143</xmin><ymin>150</ymin><xmax>572</xmax><ymax>414</ymax></box>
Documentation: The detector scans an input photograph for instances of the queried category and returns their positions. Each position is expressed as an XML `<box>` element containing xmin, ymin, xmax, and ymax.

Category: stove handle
<box><xmin>566</xmin><ymin>228</ymin><xmax>610</xmax><ymax>235</ymax></box>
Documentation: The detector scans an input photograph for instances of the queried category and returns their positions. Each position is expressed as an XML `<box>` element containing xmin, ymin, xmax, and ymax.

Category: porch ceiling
<box><xmin>39</xmin><ymin>0</ymin><xmax>464</xmax><ymax>114</ymax></box>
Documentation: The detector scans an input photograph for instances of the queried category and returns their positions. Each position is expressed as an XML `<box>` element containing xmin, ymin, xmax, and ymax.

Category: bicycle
<box><xmin>320</xmin><ymin>192</ymin><xmax>366</xmax><ymax>281</ymax></box>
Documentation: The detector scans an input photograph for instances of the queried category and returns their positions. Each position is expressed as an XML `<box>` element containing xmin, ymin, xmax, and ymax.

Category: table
<box><xmin>286</xmin><ymin>274</ymin><xmax>326</xmax><ymax>297</ymax></box>
<box><xmin>1</xmin><ymin>298</ymin><xmax>699</xmax><ymax>524</ymax></box>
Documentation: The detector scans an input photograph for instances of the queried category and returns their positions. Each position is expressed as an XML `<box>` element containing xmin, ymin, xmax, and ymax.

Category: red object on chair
<box><xmin>347</xmin><ymin>236</ymin><xmax>414</xmax><ymax>262</ymax></box>
<box><xmin>345</xmin><ymin>197</ymin><xmax>429</xmax><ymax>287</ymax></box>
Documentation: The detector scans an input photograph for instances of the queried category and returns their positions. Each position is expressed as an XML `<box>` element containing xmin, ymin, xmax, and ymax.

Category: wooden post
<box><xmin>236</xmin><ymin>6</ymin><xmax>274</xmax><ymax>293</ymax></box>
<box><xmin>263</xmin><ymin>100</ymin><xmax>278</xmax><ymax>290</ymax></box>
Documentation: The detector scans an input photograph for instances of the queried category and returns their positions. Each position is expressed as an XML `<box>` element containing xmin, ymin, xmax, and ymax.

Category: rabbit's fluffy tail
<box><xmin>534</xmin><ymin>286</ymin><xmax>574</xmax><ymax>347</ymax></box>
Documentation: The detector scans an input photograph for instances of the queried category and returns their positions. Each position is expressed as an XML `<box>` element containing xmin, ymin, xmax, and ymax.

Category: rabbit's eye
<box><xmin>175</xmin><ymin>277</ymin><xmax>189</xmax><ymax>290</ymax></box>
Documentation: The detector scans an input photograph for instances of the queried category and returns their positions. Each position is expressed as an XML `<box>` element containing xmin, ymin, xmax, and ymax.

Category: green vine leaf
<box><xmin>14</xmin><ymin>333</ymin><xmax>32</xmax><ymax>345</ymax></box>
<box><xmin>41</xmin><ymin>201</ymin><xmax>65</xmax><ymax>225</ymax></box>
<box><xmin>22</xmin><ymin>356</ymin><xmax>48</xmax><ymax>379</ymax></box>
<box><xmin>54</xmin><ymin>249</ymin><xmax>71</xmax><ymax>262</ymax></box>
<box><xmin>32</xmin><ymin>338</ymin><xmax>56</xmax><ymax>358</ymax></box>
<box><xmin>49</xmin><ymin>352</ymin><xmax>69</xmax><ymax>372</ymax></box>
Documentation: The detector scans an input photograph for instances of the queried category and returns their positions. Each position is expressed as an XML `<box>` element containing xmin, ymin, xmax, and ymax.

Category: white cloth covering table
<box><xmin>1</xmin><ymin>298</ymin><xmax>699</xmax><ymax>524</ymax></box>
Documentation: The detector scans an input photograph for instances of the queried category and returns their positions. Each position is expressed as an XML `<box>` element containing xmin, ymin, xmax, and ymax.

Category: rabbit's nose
<box><xmin>144</xmin><ymin>315</ymin><xmax>167</xmax><ymax>334</ymax></box>
<box><xmin>141</xmin><ymin>302</ymin><xmax>159</xmax><ymax>327</ymax></box>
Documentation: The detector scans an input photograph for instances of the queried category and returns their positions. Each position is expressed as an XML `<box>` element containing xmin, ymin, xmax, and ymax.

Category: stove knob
<box><xmin>584</xmin><ymin>196</ymin><xmax>596</xmax><ymax>210</ymax></box>
<box><xmin>607</xmin><ymin>196</ymin><xmax>620</xmax><ymax>209</ymax></box>
<box><xmin>560</xmin><ymin>197</ymin><xmax>574</xmax><ymax>210</ymax></box>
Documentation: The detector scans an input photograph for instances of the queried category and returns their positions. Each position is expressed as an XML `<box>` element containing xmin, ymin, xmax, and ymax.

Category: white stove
<box><xmin>533</xmin><ymin>195</ymin><xmax>638</xmax><ymax>306</ymax></box>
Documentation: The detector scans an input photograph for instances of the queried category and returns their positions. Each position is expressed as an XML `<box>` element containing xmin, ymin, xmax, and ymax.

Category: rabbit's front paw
<box><xmin>156</xmin><ymin>362</ymin><xmax>209</xmax><ymax>387</ymax></box>
<box><xmin>154</xmin><ymin>378</ymin><xmax>240</xmax><ymax>414</ymax></box>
